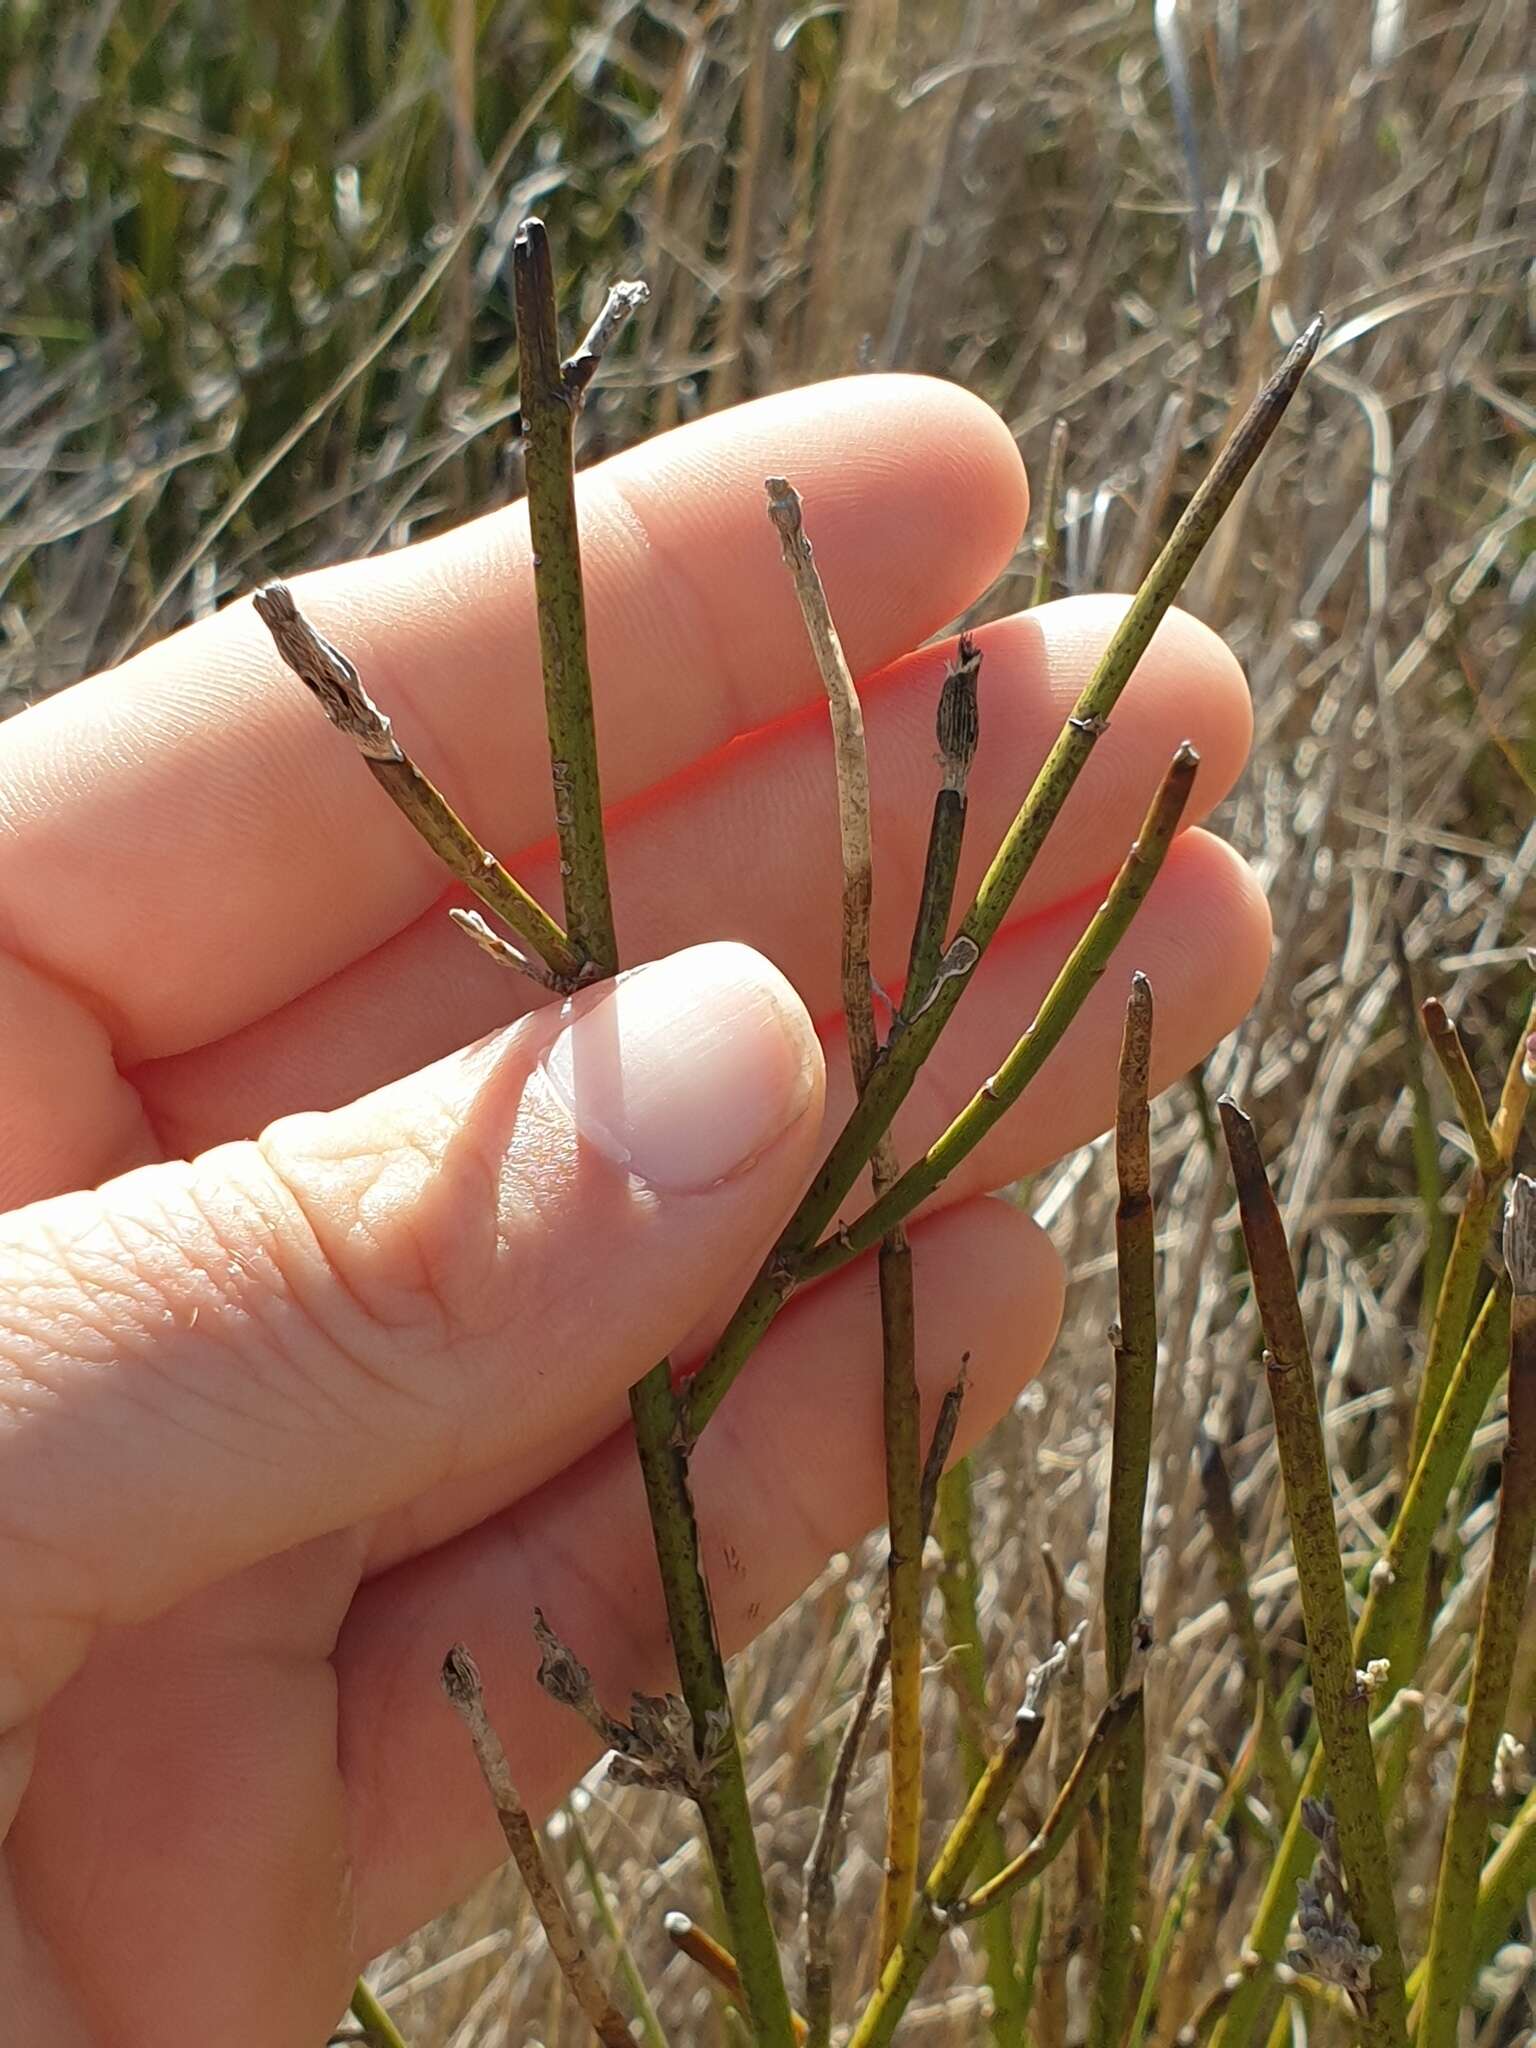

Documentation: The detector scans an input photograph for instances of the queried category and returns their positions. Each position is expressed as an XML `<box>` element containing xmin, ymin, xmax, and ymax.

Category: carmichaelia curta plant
<box><xmin>253</xmin><ymin>222</ymin><xmax>1536</xmax><ymax>2048</ymax></box>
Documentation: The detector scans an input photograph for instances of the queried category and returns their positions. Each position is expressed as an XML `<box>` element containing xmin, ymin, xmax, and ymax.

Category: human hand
<box><xmin>0</xmin><ymin>377</ymin><xmax>1268</xmax><ymax>2044</ymax></box>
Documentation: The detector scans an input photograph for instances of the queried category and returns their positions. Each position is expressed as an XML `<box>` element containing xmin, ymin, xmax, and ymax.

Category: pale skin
<box><xmin>0</xmin><ymin>376</ymin><xmax>1271</xmax><ymax>2045</ymax></box>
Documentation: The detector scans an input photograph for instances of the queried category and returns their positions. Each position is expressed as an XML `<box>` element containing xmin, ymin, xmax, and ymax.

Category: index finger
<box><xmin>0</xmin><ymin>376</ymin><xmax>1026</xmax><ymax>1062</ymax></box>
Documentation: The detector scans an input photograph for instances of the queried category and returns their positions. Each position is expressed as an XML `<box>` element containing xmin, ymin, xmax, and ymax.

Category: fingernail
<box><xmin>540</xmin><ymin>942</ymin><xmax>819</xmax><ymax>1193</ymax></box>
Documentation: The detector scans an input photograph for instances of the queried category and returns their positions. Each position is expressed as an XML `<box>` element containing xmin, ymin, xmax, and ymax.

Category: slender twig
<box><xmin>845</xmin><ymin>1648</ymin><xmax>1078</xmax><ymax>2048</ymax></box>
<box><xmin>1089</xmin><ymin>974</ymin><xmax>1159</xmax><ymax>2048</ymax></box>
<box><xmin>1197</xmin><ymin>1431</ymin><xmax>1298</xmax><ymax>1816</ymax></box>
<box><xmin>565</xmin><ymin>1804</ymin><xmax>670</xmax><ymax>2048</ymax></box>
<box><xmin>1368</xmin><ymin>1281</ymin><xmax>1512</xmax><ymax>1685</ymax></box>
<box><xmin>1031</xmin><ymin>417</ymin><xmax>1070</xmax><ymax>610</ymax></box>
<box><xmin>935</xmin><ymin>1455</ymin><xmax>1027</xmax><ymax>2047</ymax></box>
<box><xmin>900</xmin><ymin>634</ymin><xmax>982</xmax><ymax>1019</ymax></box>
<box><xmin>628</xmin><ymin>1369</ymin><xmax>799</xmax><ymax>2046</ymax></box>
<box><xmin>1391</xmin><ymin>926</ymin><xmax>1449</xmax><ymax>1317</ymax></box>
<box><xmin>1036</xmin><ymin>1619</ymin><xmax>1088</xmax><ymax>2048</ymax></box>
<box><xmin>1416</xmin><ymin>1177</ymin><xmax>1536</xmax><ymax>2048</ymax></box>
<box><xmin>511</xmin><ymin>217</ymin><xmax>618</xmax><ymax>971</ymax></box>
<box><xmin>439</xmin><ymin>1648</ymin><xmax>637</xmax><ymax>2048</ymax></box>
<box><xmin>764</xmin><ymin>477</ymin><xmax>881</xmax><ymax>1096</ymax></box>
<box><xmin>1408</xmin><ymin>990</ymin><xmax>1536</xmax><ymax>1469</ymax></box>
<box><xmin>956</xmin><ymin>1686</ymin><xmax>1145</xmax><ymax>1922</ymax></box>
<box><xmin>666</xmin><ymin>1915</ymin><xmax>809</xmax><ymax>2045</ymax></box>
<box><xmin>251</xmin><ymin>582</ymin><xmax>583</xmax><ymax>988</ymax></box>
<box><xmin>1461</xmin><ymin>1779</ymin><xmax>1536</xmax><ymax>1985</ymax></box>
<box><xmin>1421</xmin><ymin>997</ymin><xmax>1500</xmax><ymax>1175</ymax></box>
<box><xmin>763</xmin><ymin>472</ymin><xmax>924</xmax><ymax>1956</ymax></box>
<box><xmin>794</xmin><ymin>745</ymin><xmax>1202</xmax><ymax>1293</ymax></box>
<box><xmin>802</xmin><ymin>1380</ymin><xmax>965</xmax><ymax>2047</ymax></box>
<box><xmin>1209</xmin><ymin>1278</ymin><xmax>1513</xmax><ymax>2048</ymax></box>
<box><xmin>1218</xmin><ymin>1101</ymin><xmax>1409</xmax><ymax>2048</ymax></box>
<box><xmin>348</xmin><ymin>1978</ymin><xmax>412</xmax><ymax>2048</ymax></box>
<box><xmin>561</xmin><ymin>279</ymin><xmax>650</xmax><ymax>407</ymax></box>
<box><xmin>680</xmin><ymin>317</ymin><xmax>1322</xmax><ymax>1441</ymax></box>
<box><xmin>508</xmin><ymin>226</ymin><xmax>795</xmax><ymax>2047</ymax></box>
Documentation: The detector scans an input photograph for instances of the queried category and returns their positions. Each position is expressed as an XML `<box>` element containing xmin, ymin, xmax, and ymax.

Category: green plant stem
<box><xmin>880</xmin><ymin>633</ymin><xmax>981</xmax><ymax>1958</ymax></box>
<box><xmin>1036</xmin><ymin>1614</ymin><xmax>1086</xmax><ymax>2048</ymax></box>
<box><xmin>935</xmin><ymin>1457</ymin><xmax>1027</xmax><ymax>2047</ymax></box>
<box><xmin>957</xmin><ymin>1687</ymin><xmax>1143</xmax><ymax>1921</ymax></box>
<box><xmin>874</xmin><ymin>1232</ymin><xmax>924</xmax><ymax>1959</ymax></box>
<box><xmin>801</xmin><ymin>1381</ymin><xmax>964</xmax><ymax>2048</ymax></box>
<box><xmin>798</xmin><ymin>745</ymin><xmax>1200</xmax><ymax>1290</ymax></box>
<box><xmin>565</xmin><ymin>1805</ymin><xmax>670</xmax><ymax>2048</ymax></box>
<box><xmin>510</xmin><ymin>222</ymin><xmax>792</xmax><ymax>2043</ymax></box>
<box><xmin>680</xmin><ymin>317</ymin><xmax>1321</xmax><ymax>1442</ymax></box>
<box><xmin>251</xmin><ymin>582</ymin><xmax>583</xmax><ymax>988</ymax></box>
<box><xmin>1031</xmin><ymin>416</ymin><xmax>1069</xmax><ymax>609</ymax></box>
<box><xmin>1089</xmin><ymin>974</ymin><xmax>1158</xmax><ymax>2048</ymax></box>
<box><xmin>1197</xmin><ymin>1431</ymin><xmax>1298</xmax><ymax>1817</ymax></box>
<box><xmin>348</xmin><ymin>1977</ymin><xmax>412</xmax><ymax>2048</ymax></box>
<box><xmin>1463</xmin><ymin>1780</ymin><xmax>1536</xmax><ymax>1979</ymax></box>
<box><xmin>1369</xmin><ymin>1282</ymin><xmax>1512</xmax><ymax>1684</ymax></box>
<box><xmin>845</xmin><ymin>1672</ymin><xmax>1068</xmax><ymax>2048</ymax></box>
<box><xmin>1391</xmin><ymin>928</ymin><xmax>1449</xmax><ymax>1317</ymax></box>
<box><xmin>1218</xmin><ymin>1099</ymin><xmax>1409</xmax><ymax>2048</ymax></box>
<box><xmin>629</xmin><ymin>1368</ymin><xmax>798</xmax><ymax>2047</ymax></box>
<box><xmin>1416</xmin><ymin>1182</ymin><xmax>1536</xmax><ymax>2048</ymax></box>
<box><xmin>1421</xmin><ymin>997</ymin><xmax>1500</xmax><ymax>1174</ymax></box>
<box><xmin>1209</xmin><ymin>1279</ymin><xmax>1513</xmax><ymax>2048</ymax></box>
<box><xmin>1407</xmin><ymin>993</ymin><xmax>1535</xmax><ymax>1470</ymax></box>
<box><xmin>511</xmin><ymin>217</ymin><xmax>618</xmax><ymax>972</ymax></box>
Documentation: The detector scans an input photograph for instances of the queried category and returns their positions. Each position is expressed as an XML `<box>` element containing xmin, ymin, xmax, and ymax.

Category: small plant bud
<box><xmin>1356</xmin><ymin>1658</ymin><xmax>1391</xmax><ymax>1696</ymax></box>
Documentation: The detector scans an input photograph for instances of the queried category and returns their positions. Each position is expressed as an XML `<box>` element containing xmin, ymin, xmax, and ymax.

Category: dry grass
<box><xmin>3</xmin><ymin>1</ymin><xmax>1533</xmax><ymax>2043</ymax></box>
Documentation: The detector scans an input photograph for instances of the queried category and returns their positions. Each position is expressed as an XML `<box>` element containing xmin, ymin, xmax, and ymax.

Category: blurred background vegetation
<box><xmin>2</xmin><ymin>1</ymin><xmax>1532</xmax><ymax>2043</ymax></box>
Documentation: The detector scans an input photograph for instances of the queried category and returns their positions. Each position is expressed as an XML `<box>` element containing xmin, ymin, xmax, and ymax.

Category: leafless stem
<box><xmin>252</xmin><ymin>582</ymin><xmax>583</xmax><ymax>988</ymax></box>
<box><xmin>439</xmin><ymin>1646</ymin><xmax>636</xmax><ymax>2048</ymax></box>
<box><xmin>665</xmin><ymin>1914</ymin><xmax>809</xmax><ymax>2045</ymax></box>
<box><xmin>1031</xmin><ymin>417</ymin><xmax>1069</xmax><ymax>609</ymax></box>
<box><xmin>764</xmin><ymin>472</ymin><xmax>925</xmax><ymax>1958</ymax></box>
<box><xmin>801</xmin><ymin>1377</ymin><xmax>965</xmax><ymax>2047</ymax></box>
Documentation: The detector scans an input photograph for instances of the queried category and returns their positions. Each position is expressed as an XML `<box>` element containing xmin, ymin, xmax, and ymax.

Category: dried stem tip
<box><xmin>563</xmin><ymin>279</ymin><xmax>650</xmax><ymax>406</ymax></box>
<box><xmin>1506</xmin><ymin>1175</ymin><xmax>1536</xmax><ymax>1300</ymax></box>
<box><xmin>936</xmin><ymin>634</ymin><xmax>982</xmax><ymax>789</ymax></box>
<box><xmin>253</xmin><ymin>581</ymin><xmax>400</xmax><ymax>762</ymax></box>
<box><xmin>253</xmin><ymin>580</ymin><xmax>584</xmax><ymax>988</ymax></box>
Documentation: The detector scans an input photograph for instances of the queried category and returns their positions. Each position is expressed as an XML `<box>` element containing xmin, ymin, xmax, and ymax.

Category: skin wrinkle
<box><xmin>244</xmin><ymin>1142</ymin><xmax>466</xmax><ymax>1431</ymax></box>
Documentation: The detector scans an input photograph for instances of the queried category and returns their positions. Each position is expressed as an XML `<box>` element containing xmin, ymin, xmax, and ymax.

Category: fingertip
<box><xmin>848</xmin><ymin>371</ymin><xmax>1031</xmax><ymax>562</ymax></box>
<box><xmin>1156</xmin><ymin>830</ymin><xmax>1273</xmax><ymax>1036</ymax></box>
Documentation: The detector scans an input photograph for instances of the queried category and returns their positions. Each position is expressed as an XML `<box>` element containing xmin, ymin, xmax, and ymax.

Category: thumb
<box><xmin>0</xmin><ymin>941</ymin><xmax>823</xmax><ymax>1722</ymax></box>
